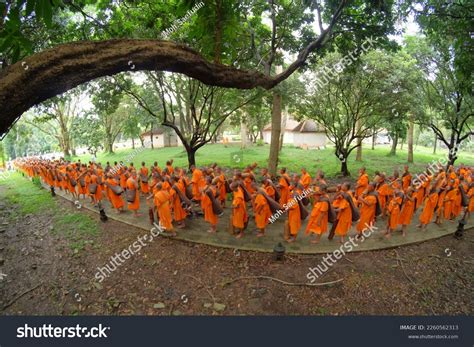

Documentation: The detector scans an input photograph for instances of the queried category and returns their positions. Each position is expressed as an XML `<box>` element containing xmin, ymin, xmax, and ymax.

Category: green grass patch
<box><xmin>71</xmin><ymin>143</ymin><xmax>474</xmax><ymax>178</ymax></box>
<box><xmin>0</xmin><ymin>172</ymin><xmax>100</xmax><ymax>253</ymax></box>
<box><xmin>53</xmin><ymin>212</ymin><xmax>99</xmax><ymax>254</ymax></box>
<box><xmin>0</xmin><ymin>172</ymin><xmax>56</xmax><ymax>215</ymax></box>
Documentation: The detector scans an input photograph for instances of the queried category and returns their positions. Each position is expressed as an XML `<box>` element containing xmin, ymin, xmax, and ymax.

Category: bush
<box><xmin>256</xmin><ymin>139</ymin><xmax>264</xmax><ymax>146</ymax></box>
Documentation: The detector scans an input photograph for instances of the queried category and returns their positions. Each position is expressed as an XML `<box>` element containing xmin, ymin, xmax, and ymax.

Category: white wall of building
<box><xmin>263</xmin><ymin>131</ymin><xmax>327</xmax><ymax>148</ymax></box>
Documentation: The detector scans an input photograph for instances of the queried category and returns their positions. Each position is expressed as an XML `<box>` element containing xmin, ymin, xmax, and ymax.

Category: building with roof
<box><xmin>140</xmin><ymin>128</ymin><xmax>179</xmax><ymax>148</ymax></box>
<box><xmin>262</xmin><ymin>118</ymin><xmax>327</xmax><ymax>149</ymax></box>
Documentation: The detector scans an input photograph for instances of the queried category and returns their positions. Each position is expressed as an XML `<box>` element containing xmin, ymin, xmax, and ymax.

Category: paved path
<box><xmin>45</xmin><ymin>183</ymin><xmax>472</xmax><ymax>254</ymax></box>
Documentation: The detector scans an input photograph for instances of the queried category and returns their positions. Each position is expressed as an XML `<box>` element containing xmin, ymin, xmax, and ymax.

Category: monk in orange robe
<box><xmin>398</xmin><ymin>188</ymin><xmax>415</xmax><ymax>236</ymax></box>
<box><xmin>88</xmin><ymin>170</ymin><xmax>102</xmax><ymax>204</ymax></box>
<box><xmin>402</xmin><ymin>165</ymin><xmax>412</xmax><ymax>192</ymax></box>
<box><xmin>332</xmin><ymin>183</ymin><xmax>353</xmax><ymax>243</ymax></box>
<box><xmin>106</xmin><ymin>175</ymin><xmax>125</xmax><ymax>213</ymax></box>
<box><xmin>286</xmin><ymin>193</ymin><xmax>301</xmax><ymax>243</ymax></box>
<box><xmin>215</xmin><ymin>167</ymin><xmax>227</xmax><ymax>207</ymax></box>
<box><xmin>278</xmin><ymin>168</ymin><xmax>290</xmax><ymax>206</ymax></box>
<box><xmin>201</xmin><ymin>178</ymin><xmax>218</xmax><ymax>233</ymax></box>
<box><xmin>300</xmin><ymin>168</ymin><xmax>311</xmax><ymax>190</ymax></box>
<box><xmin>468</xmin><ymin>183</ymin><xmax>474</xmax><ymax>217</ymax></box>
<box><xmin>263</xmin><ymin>179</ymin><xmax>276</xmax><ymax>200</ymax></box>
<box><xmin>254</xmin><ymin>189</ymin><xmax>271</xmax><ymax>237</ymax></box>
<box><xmin>139</xmin><ymin>162</ymin><xmax>150</xmax><ymax>195</ymax></box>
<box><xmin>231</xmin><ymin>183</ymin><xmax>248</xmax><ymax>238</ymax></box>
<box><xmin>169</xmin><ymin>177</ymin><xmax>187</xmax><ymax>228</ymax></box>
<box><xmin>377</xmin><ymin>174</ymin><xmax>392</xmax><ymax>218</ymax></box>
<box><xmin>305</xmin><ymin>189</ymin><xmax>329</xmax><ymax>244</ymax></box>
<box><xmin>153</xmin><ymin>183</ymin><xmax>175</xmax><ymax>235</ymax></box>
<box><xmin>355</xmin><ymin>167</ymin><xmax>369</xmax><ymax>198</ymax></box>
<box><xmin>126</xmin><ymin>171</ymin><xmax>141</xmax><ymax>217</ymax></box>
<box><xmin>417</xmin><ymin>187</ymin><xmax>439</xmax><ymax>230</ymax></box>
<box><xmin>166</xmin><ymin>160</ymin><xmax>174</xmax><ymax>175</ymax></box>
<box><xmin>357</xmin><ymin>183</ymin><xmax>377</xmax><ymax>237</ymax></box>
<box><xmin>443</xmin><ymin>184</ymin><xmax>457</xmax><ymax>221</ymax></box>
<box><xmin>66</xmin><ymin>168</ymin><xmax>78</xmax><ymax>199</ymax></box>
<box><xmin>191</xmin><ymin>165</ymin><xmax>205</xmax><ymax>201</ymax></box>
<box><xmin>385</xmin><ymin>191</ymin><xmax>402</xmax><ymax>238</ymax></box>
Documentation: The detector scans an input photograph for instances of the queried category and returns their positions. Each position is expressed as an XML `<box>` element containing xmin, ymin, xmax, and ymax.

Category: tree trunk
<box><xmin>268</xmin><ymin>90</ymin><xmax>282</xmax><ymax>176</ymax></box>
<box><xmin>433</xmin><ymin>135</ymin><xmax>437</xmax><ymax>154</ymax></box>
<box><xmin>132</xmin><ymin>138</ymin><xmax>135</xmax><ymax>149</ymax></box>
<box><xmin>340</xmin><ymin>159</ymin><xmax>350</xmax><ymax>177</ymax></box>
<box><xmin>187</xmin><ymin>147</ymin><xmax>196</xmax><ymax>168</ymax></box>
<box><xmin>400</xmin><ymin>138</ymin><xmax>404</xmax><ymax>150</ymax></box>
<box><xmin>240</xmin><ymin>120</ymin><xmax>247</xmax><ymax>149</ymax></box>
<box><xmin>107</xmin><ymin>142</ymin><xmax>114</xmax><ymax>154</ymax></box>
<box><xmin>389</xmin><ymin>134</ymin><xmax>398</xmax><ymax>156</ymax></box>
<box><xmin>355</xmin><ymin>119</ymin><xmax>362</xmax><ymax>161</ymax></box>
<box><xmin>407</xmin><ymin>117</ymin><xmax>414</xmax><ymax>163</ymax></box>
<box><xmin>371</xmin><ymin>130</ymin><xmax>376</xmax><ymax>150</ymax></box>
<box><xmin>150</xmin><ymin>131</ymin><xmax>154</xmax><ymax>149</ymax></box>
<box><xmin>259</xmin><ymin>130</ymin><xmax>264</xmax><ymax>140</ymax></box>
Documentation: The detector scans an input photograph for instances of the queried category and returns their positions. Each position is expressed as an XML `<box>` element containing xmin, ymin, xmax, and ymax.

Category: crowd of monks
<box><xmin>13</xmin><ymin>157</ymin><xmax>474</xmax><ymax>244</ymax></box>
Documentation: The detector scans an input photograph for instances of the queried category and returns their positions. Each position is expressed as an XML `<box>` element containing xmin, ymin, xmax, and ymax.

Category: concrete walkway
<box><xmin>45</xmin><ymin>183</ymin><xmax>472</xmax><ymax>254</ymax></box>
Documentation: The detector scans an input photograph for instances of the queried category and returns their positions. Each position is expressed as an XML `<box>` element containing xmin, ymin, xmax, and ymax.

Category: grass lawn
<box><xmin>0</xmin><ymin>172</ymin><xmax>99</xmax><ymax>253</ymax></box>
<box><xmin>71</xmin><ymin>143</ymin><xmax>474</xmax><ymax>178</ymax></box>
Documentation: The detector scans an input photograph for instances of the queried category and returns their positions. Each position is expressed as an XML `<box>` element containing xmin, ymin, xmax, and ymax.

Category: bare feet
<box><xmin>256</xmin><ymin>232</ymin><xmax>265</xmax><ymax>238</ymax></box>
<box><xmin>236</xmin><ymin>232</ymin><xmax>244</xmax><ymax>239</ymax></box>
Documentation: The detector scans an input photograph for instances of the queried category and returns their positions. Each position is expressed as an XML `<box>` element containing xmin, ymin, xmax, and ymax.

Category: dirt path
<box><xmin>0</xmin><ymin>184</ymin><xmax>472</xmax><ymax>315</ymax></box>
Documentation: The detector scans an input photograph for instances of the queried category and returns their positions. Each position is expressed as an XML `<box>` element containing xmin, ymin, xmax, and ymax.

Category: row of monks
<box><xmin>13</xmin><ymin>158</ymin><xmax>474</xmax><ymax>243</ymax></box>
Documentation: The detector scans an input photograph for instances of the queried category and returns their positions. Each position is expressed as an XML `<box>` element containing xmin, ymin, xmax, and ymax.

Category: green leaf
<box><xmin>42</xmin><ymin>0</ymin><xmax>53</xmax><ymax>27</ymax></box>
<box><xmin>25</xmin><ymin>0</ymin><xmax>36</xmax><ymax>16</ymax></box>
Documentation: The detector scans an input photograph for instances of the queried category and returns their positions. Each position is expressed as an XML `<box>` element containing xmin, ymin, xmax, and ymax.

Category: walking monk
<box><xmin>305</xmin><ymin>188</ymin><xmax>329</xmax><ymax>244</ymax></box>
<box><xmin>254</xmin><ymin>188</ymin><xmax>271</xmax><ymax>237</ymax></box>
<box><xmin>355</xmin><ymin>167</ymin><xmax>369</xmax><ymax>199</ymax></box>
<box><xmin>286</xmin><ymin>192</ymin><xmax>302</xmax><ymax>243</ymax></box>
<box><xmin>106</xmin><ymin>174</ymin><xmax>125</xmax><ymax>213</ymax></box>
<box><xmin>356</xmin><ymin>183</ymin><xmax>377</xmax><ymax>238</ymax></box>
<box><xmin>139</xmin><ymin>162</ymin><xmax>150</xmax><ymax>196</ymax></box>
<box><xmin>332</xmin><ymin>183</ymin><xmax>353</xmax><ymax>243</ymax></box>
<box><xmin>398</xmin><ymin>188</ymin><xmax>415</xmax><ymax>236</ymax></box>
<box><xmin>126</xmin><ymin>171</ymin><xmax>141</xmax><ymax>217</ymax></box>
<box><xmin>417</xmin><ymin>186</ymin><xmax>439</xmax><ymax>230</ymax></box>
<box><xmin>152</xmin><ymin>182</ymin><xmax>175</xmax><ymax>236</ymax></box>
<box><xmin>231</xmin><ymin>182</ymin><xmax>248</xmax><ymax>239</ymax></box>
<box><xmin>385</xmin><ymin>191</ymin><xmax>402</xmax><ymax>238</ymax></box>
<box><xmin>201</xmin><ymin>177</ymin><xmax>218</xmax><ymax>233</ymax></box>
<box><xmin>191</xmin><ymin>165</ymin><xmax>205</xmax><ymax>202</ymax></box>
<box><xmin>278</xmin><ymin>168</ymin><xmax>291</xmax><ymax>206</ymax></box>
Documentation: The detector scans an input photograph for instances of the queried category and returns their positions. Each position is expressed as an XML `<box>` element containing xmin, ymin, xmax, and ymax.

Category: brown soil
<box><xmin>0</xmin><ymin>185</ymin><xmax>472</xmax><ymax>316</ymax></box>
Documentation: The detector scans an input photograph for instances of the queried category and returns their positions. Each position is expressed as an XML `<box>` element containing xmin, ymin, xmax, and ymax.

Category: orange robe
<box><xmin>217</xmin><ymin>174</ymin><xmax>227</xmax><ymax>203</ymax></box>
<box><xmin>89</xmin><ymin>174</ymin><xmax>102</xmax><ymax>202</ymax></box>
<box><xmin>300</xmin><ymin>173</ymin><xmax>311</xmax><ymax>190</ymax></box>
<box><xmin>419</xmin><ymin>192</ymin><xmax>439</xmax><ymax>225</ymax></box>
<box><xmin>201</xmin><ymin>187</ymin><xmax>218</xmax><ymax>225</ymax></box>
<box><xmin>232</xmin><ymin>189</ymin><xmax>247</xmax><ymax>229</ymax></box>
<box><xmin>468</xmin><ymin>186</ymin><xmax>474</xmax><ymax>212</ymax></box>
<box><xmin>264</xmin><ymin>185</ymin><xmax>276</xmax><ymax>200</ymax></box>
<box><xmin>287</xmin><ymin>197</ymin><xmax>301</xmax><ymax>236</ymax></box>
<box><xmin>254</xmin><ymin>193</ymin><xmax>271</xmax><ymax>229</ymax></box>
<box><xmin>398</xmin><ymin>197</ymin><xmax>414</xmax><ymax>226</ymax></box>
<box><xmin>357</xmin><ymin>195</ymin><xmax>376</xmax><ymax>232</ymax></box>
<box><xmin>126</xmin><ymin>177</ymin><xmax>140</xmax><ymax>211</ymax></box>
<box><xmin>305</xmin><ymin>200</ymin><xmax>329</xmax><ymax>235</ymax></box>
<box><xmin>387</xmin><ymin>196</ymin><xmax>402</xmax><ymax>229</ymax></box>
<box><xmin>333</xmin><ymin>197</ymin><xmax>352</xmax><ymax>236</ymax></box>
<box><xmin>279</xmin><ymin>175</ymin><xmax>290</xmax><ymax>206</ymax></box>
<box><xmin>402</xmin><ymin>173</ymin><xmax>412</xmax><ymax>191</ymax></box>
<box><xmin>443</xmin><ymin>189</ymin><xmax>456</xmax><ymax>220</ymax></box>
<box><xmin>170</xmin><ymin>188</ymin><xmax>187</xmax><ymax>222</ymax></box>
<box><xmin>356</xmin><ymin>173</ymin><xmax>369</xmax><ymax>197</ymax></box>
<box><xmin>106</xmin><ymin>178</ymin><xmax>125</xmax><ymax>209</ymax></box>
<box><xmin>154</xmin><ymin>190</ymin><xmax>173</xmax><ymax>230</ymax></box>
<box><xmin>377</xmin><ymin>182</ymin><xmax>391</xmax><ymax>212</ymax></box>
<box><xmin>140</xmin><ymin>167</ymin><xmax>150</xmax><ymax>194</ymax></box>
<box><xmin>191</xmin><ymin>169</ymin><xmax>205</xmax><ymax>201</ymax></box>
